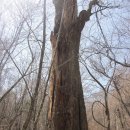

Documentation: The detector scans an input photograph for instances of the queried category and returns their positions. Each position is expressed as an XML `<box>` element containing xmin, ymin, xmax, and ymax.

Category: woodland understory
<box><xmin>0</xmin><ymin>0</ymin><xmax>130</xmax><ymax>130</ymax></box>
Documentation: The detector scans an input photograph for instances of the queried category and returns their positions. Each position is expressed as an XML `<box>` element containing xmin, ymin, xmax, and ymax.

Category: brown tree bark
<box><xmin>48</xmin><ymin>0</ymin><xmax>98</xmax><ymax>130</ymax></box>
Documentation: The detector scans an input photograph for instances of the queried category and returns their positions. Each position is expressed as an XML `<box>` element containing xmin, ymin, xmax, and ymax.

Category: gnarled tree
<box><xmin>47</xmin><ymin>0</ymin><xmax>99</xmax><ymax>130</ymax></box>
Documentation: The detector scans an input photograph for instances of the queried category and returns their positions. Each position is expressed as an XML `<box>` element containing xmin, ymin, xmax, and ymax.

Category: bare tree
<box><xmin>46</xmin><ymin>0</ymin><xmax>111</xmax><ymax>130</ymax></box>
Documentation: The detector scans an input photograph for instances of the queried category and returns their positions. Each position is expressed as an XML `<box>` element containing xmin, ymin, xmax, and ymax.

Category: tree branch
<box><xmin>77</xmin><ymin>0</ymin><xmax>99</xmax><ymax>31</ymax></box>
<box><xmin>92</xmin><ymin>101</ymin><xmax>107</xmax><ymax>128</ymax></box>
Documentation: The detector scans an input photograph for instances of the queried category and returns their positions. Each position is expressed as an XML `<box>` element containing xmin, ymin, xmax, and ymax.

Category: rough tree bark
<box><xmin>48</xmin><ymin>0</ymin><xmax>98</xmax><ymax>130</ymax></box>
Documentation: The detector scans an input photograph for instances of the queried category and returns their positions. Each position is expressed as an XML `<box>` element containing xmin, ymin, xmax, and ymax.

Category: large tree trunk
<box><xmin>48</xmin><ymin>0</ymin><xmax>97</xmax><ymax>130</ymax></box>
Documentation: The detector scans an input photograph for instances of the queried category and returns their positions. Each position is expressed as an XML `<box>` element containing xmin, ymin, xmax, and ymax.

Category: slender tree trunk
<box><xmin>47</xmin><ymin>0</ymin><xmax>97</xmax><ymax>130</ymax></box>
<box><xmin>22</xmin><ymin>0</ymin><xmax>46</xmax><ymax>129</ymax></box>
